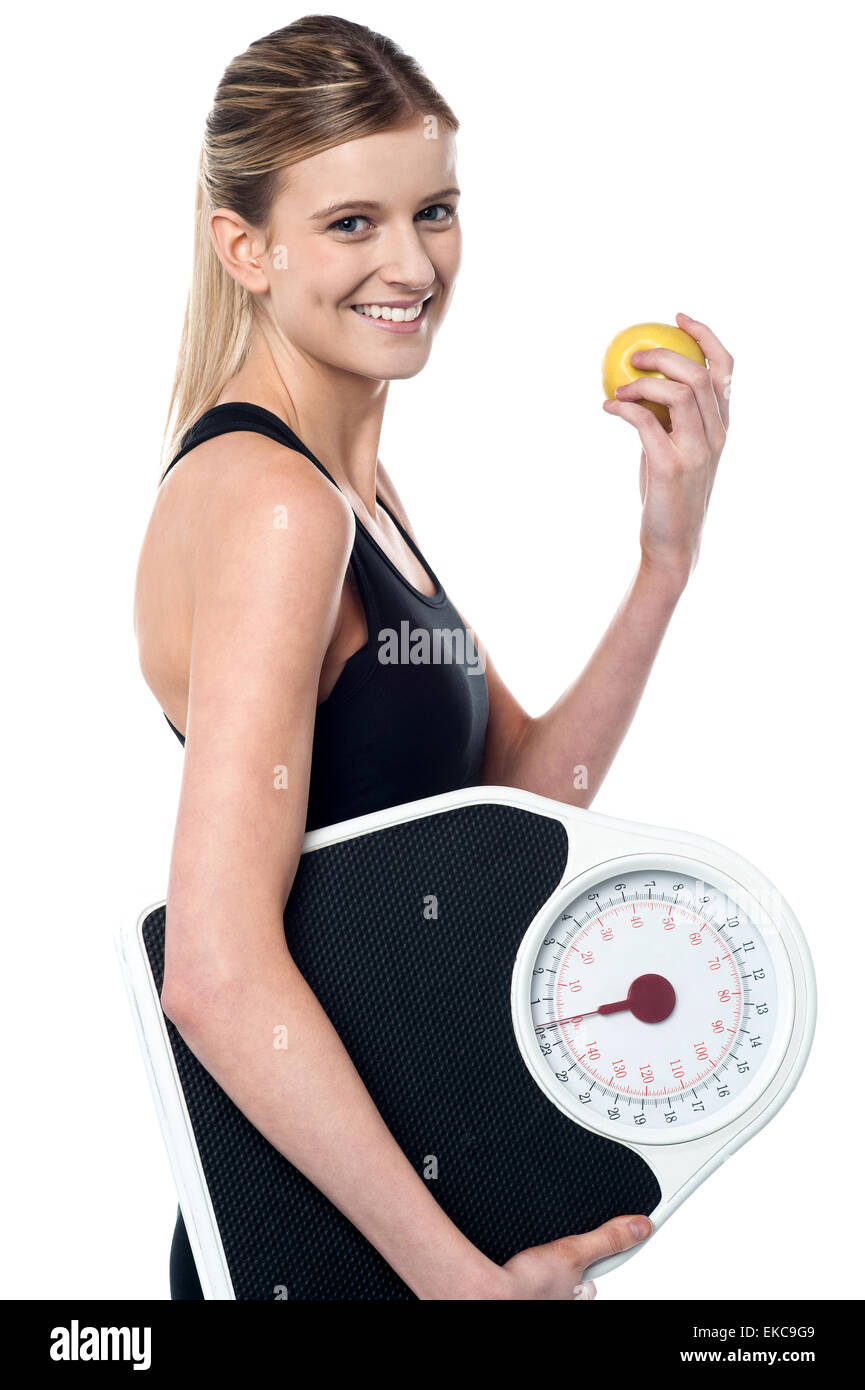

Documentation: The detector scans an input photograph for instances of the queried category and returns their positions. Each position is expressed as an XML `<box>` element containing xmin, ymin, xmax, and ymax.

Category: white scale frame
<box><xmin>116</xmin><ymin>783</ymin><xmax>815</xmax><ymax>1295</ymax></box>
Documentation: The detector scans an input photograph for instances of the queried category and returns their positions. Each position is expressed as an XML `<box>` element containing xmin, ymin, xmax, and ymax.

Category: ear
<box><xmin>209</xmin><ymin>208</ymin><xmax>271</xmax><ymax>295</ymax></box>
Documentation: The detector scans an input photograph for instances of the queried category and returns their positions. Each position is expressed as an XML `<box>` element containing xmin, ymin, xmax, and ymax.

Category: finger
<box><xmin>627</xmin><ymin>344</ymin><xmax>707</xmax><ymax>389</ymax></box>
<box><xmin>615</xmin><ymin>375</ymin><xmax>715</xmax><ymax>454</ymax></box>
<box><xmin>675</xmin><ymin>312</ymin><xmax>733</xmax><ymax>431</ymax></box>
<box><xmin>603</xmin><ymin>396</ymin><xmax>671</xmax><ymax>455</ymax></box>
<box><xmin>552</xmin><ymin>1215</ymin><xmax>654</xmax><ymax>1271</ymax></box>
<box><xmin>627</xmin><ymin>349</ymin><xmax>724</xmax><ymax>451</ymax></box>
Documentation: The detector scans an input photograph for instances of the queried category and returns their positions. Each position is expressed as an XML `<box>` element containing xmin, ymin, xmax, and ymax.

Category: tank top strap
<box><xmin>159</xmin><ymin>402</ymin><xmax>342</xmax><ymax>491</ymax></box>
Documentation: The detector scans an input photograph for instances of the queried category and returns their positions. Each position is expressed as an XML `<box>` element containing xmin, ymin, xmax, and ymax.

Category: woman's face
<box><xmin>243</xmin><ymin>119</ymin><xmax>461</xmax><ymax>381</ymax></box>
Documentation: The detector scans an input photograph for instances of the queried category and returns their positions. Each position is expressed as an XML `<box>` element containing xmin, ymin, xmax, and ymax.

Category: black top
<box><xmin>158</xmin><ymin>401</ymin><xmax>490</xmax><ymax>832</ymax></box>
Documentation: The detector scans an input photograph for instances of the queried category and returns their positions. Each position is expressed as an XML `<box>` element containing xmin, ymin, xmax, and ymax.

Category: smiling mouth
<box><xmin>350</xmin><ymin>296</ymin><xmax>431</xmax><ymax>323</ymax></box>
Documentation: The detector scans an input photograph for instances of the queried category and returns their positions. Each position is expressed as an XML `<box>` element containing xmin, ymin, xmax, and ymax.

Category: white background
<box><xmin>3</xmin><ymin>0</ymin><xmax>862</xmax><ymax>1301</ymax></box>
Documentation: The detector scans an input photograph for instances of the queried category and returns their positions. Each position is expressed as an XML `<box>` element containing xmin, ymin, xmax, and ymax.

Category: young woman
<box><xmin>134</xmin><ymin>15</ymin><xmax>731</xmax><ymax>1301</ymax></box>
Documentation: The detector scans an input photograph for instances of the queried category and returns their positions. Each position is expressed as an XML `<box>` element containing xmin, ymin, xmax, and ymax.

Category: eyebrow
<box><xmin>309</xmin><ymin>187</ymin><xmax>461</xmax><ymax>220</ymax></box>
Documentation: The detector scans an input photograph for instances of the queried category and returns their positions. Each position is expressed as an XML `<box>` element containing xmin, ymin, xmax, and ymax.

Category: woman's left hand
<box><xmin>602</xmin><ymin>312</ymin><xmax>733</xmax><ymax>584</ymax></box>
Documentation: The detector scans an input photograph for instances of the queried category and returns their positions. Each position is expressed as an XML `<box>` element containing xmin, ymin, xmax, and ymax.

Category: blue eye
<box><xmin>331</xmin><ymin>215</ymin><xmax>369</xmax><ymax>235</ymax></box>
<box><xmin>416</xmin><ymin>203</ymin><xmax>456</xmax><ymax>223</ymax></box>
<box><xmin>328</xmin><ymin>204</ymin><xmax>457</xmax><ymax>237</ymax></box>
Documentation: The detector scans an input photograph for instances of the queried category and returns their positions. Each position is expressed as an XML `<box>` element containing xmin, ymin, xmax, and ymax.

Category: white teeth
<box><xmin>352</xmin><ymin>300</ymin><xmax>425</xmax><ymax>321</ymax></box>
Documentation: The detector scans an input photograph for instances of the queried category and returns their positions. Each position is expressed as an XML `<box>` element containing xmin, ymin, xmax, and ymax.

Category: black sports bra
<box><xmin>158</xmin><ymin>401</ymin><xmax>490</xmax><ymax>832</ymax></box>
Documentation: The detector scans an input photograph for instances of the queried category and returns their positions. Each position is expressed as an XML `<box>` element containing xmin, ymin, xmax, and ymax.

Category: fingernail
<box><xmin>630</xmin><ymin>1218</ymin><xmax>652</xmax><ymax>1239</ymax></box>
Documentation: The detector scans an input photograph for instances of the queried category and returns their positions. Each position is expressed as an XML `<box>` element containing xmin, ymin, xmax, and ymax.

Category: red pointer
<box><xmin>547</xmin><ymin>973</ymin><xmax>676</xmax><ymax>1029</ymax></box>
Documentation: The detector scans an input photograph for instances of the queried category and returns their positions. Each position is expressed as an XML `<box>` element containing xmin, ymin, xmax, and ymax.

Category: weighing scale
<box><xmin>115</xmin><ymin>784</ymin><xmax>815</xmax><ymax>1300</ymax></box>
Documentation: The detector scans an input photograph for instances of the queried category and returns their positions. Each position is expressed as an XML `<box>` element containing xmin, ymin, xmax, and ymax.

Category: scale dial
<box><xmin>512</xmin><ymin>854</ymin><xmax>796</xmax><ymax>1145</ymax></box>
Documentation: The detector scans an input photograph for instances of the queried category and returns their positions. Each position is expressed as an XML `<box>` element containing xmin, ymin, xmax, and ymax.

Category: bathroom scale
<box><xmin>115</xmin><ymin>784</ymin><xmax>815</xmax><ymax>1300</ymax></box>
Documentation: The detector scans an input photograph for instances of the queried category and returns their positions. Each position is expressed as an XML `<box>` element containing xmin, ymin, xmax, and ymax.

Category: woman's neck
<box><xmin>216</xmin><ymin>331</ymin><xmax>390</xmax><ymax>513</ymax></box>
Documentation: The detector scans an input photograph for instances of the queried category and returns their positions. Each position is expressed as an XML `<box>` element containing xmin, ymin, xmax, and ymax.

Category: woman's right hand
<box><xmin>487</xmin><ymin>1214</ymin><xmax>654</xmax><ymax>1300</ymax></box>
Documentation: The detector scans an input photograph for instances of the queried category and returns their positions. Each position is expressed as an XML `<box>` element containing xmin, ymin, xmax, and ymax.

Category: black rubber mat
<box><xmin>142</xmin><ymin>801</ymin><xmax>661</xmax><ymax>1299</ymax></box>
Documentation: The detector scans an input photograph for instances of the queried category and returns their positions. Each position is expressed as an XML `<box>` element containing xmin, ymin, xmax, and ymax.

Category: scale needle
<box><xmin>538</xmin><ymin>973</ymin><xmax>676</xmax><ymax>1030</ymax></box>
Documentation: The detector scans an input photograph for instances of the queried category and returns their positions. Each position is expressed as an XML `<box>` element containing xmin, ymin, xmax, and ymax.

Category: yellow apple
<box><xmin>602</xmin><ymin>322</ymin><xmax>706</xmax><ymax>431</ymax></box>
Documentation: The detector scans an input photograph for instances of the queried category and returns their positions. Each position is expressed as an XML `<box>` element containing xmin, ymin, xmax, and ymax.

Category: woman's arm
<box><xmin>475</xmin><ymin>559</ymin><xmax>687</xmax><ymax>807</ymax></box>
<box><xmin>465</xmin><ymin>314</ymin><xmax>733</xmax><ymax>810</ymax></box>
<box><xmin>159</xmin><ymin>447</ymin><xmax>499</xmax><ymax>1300</ymax></box>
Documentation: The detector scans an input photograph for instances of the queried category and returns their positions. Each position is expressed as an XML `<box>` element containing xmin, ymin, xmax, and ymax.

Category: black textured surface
<box><xmin>142</xmin><ymin>802</ymin><xmax>661</xmax><ymax>1299</ymax></box>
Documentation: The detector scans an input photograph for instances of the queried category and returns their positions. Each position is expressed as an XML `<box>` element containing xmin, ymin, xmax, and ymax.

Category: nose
<box><xmin>378</xmin><ymin>222</ymin><xmax>436</xmax><ymax>294</ymax></box>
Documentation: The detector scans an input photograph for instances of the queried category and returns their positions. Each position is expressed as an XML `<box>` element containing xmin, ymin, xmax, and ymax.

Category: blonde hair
<box><xmin>159</xmin><ymin>14</ymin><xmax>459</xmax><ymax>481</ymax></box>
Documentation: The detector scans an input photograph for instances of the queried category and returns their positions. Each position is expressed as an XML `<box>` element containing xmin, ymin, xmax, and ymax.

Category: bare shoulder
<box><xmin>166</xmin><ymin>428</ymin><xmax>350</xmax><ymax>525</ymax></box>
<box><xmin>155</xmin><ymin>430</ymin><xmax>354</xmax><ymax>584</ymax></box>
<box><xmin>134</xmin><ymin>430</ymin><xmax>355</xmax><ymax>717</ymax></box>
